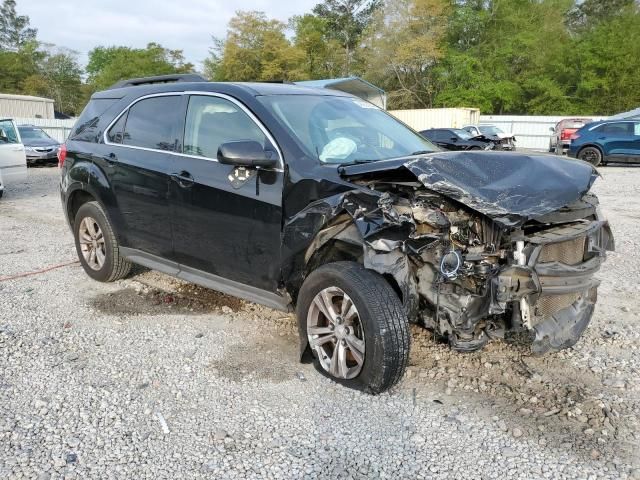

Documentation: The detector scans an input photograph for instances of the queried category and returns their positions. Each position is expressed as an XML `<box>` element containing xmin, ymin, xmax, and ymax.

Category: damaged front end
<box><xmin>287</xmin><ymin>151</ymin><xmax>614</xmax><ymax>356</ymax></box>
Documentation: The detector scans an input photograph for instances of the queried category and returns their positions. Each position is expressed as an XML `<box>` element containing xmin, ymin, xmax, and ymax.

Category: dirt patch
<box><xmin>90</xmin><ymin>286</ymin><xmax>229</xmax><ymax>316</ymax></box>
<box><xmin>175</xmin><ymin>282</ymin><xmax>244</xmax><ymax>312</ymax></box>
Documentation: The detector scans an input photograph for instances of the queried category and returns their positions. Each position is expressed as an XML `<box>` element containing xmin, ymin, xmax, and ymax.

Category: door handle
<box><xmin>171</xmin><ymin>171</ymin><xmax>195</xmax><ymax>188</ymax></box>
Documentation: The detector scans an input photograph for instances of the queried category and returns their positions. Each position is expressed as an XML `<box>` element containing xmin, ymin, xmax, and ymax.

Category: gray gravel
<box><xmin>1</xmin><ymin>166</ymin><xmax>639</xmax><ymax>479</ymax></box>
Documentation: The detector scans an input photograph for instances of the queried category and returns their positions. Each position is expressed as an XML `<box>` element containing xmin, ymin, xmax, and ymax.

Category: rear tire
<box><xmin>297</xmin><ymin>262</ymin><xmax>410</xmax><ymax>394</ymax></box>
<box><xmin>578</xmin><ymin>146</ymin><xmax>602</xmax><ymax>166</ymax></box>
<box><xmin>73</xmin><ymin>201</ymin><xmax>131</xmax><ymax>282</ymax></box>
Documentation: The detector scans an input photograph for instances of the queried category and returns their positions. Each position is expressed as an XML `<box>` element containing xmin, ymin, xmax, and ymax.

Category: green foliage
<box><xmin>0</xmin><ymin>0</ymin><xmax>36</xmax><ymax>51</ymax></box>
<box><xmin>211</xmin><ymin>11</ymin><xmax>304</xmax><ymax>82</ymax></box>
<box><xmin>86</xmin><ymin>43</ymin><xmax>194</xmax><ymax>91</ymax></box>
<box><xmin>311</xmin><ymin>0</ymin><xmax>382</xmax><ymax>74</ymax></box>
<box><xmin>22</xmin><ymin>48</ymin><xmax>85</xmax><ymax>116</ymax></box>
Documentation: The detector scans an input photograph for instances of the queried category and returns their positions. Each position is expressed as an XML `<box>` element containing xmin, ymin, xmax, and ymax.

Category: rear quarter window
<box><xmin>69</xmin><ymin>98</ymin><xmax>122</xmax><ymax>142</ymax></box>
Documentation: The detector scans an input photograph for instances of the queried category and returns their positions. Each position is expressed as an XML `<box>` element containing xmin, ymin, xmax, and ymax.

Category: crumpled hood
<box><xmin>339</xmin><ymin>151</ymin><xmax>599</xmax><ymax>227</ymax></box>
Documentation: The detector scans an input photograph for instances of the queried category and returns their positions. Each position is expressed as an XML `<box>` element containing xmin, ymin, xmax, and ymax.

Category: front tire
<box><xmin>297</xmin><ymin>262</ymin><xmax>410</xmax><ymax>394</ymax></box>
<box><xmin>73</xmin><ymin>201</ymin><xmax>131</xmax><ymax>282</ymax></box>
<box><xmin>578</xmin><ymin>146</ymin><xmax>602</xmax><ymax>166</ymax></box>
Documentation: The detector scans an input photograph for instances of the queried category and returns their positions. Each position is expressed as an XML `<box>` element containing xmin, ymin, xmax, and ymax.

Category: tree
<box><xmin>573</xmin><ymin>8</ymin><xmax>640</xmax><ymax>114</ymax></box>
<box><xmin>22</xmin><ymin>47</ymin><xmax>85</xmax><ymax>116</ymax></box>
<box><xmin>312</xmin><ymin>0</ymin><xmax>381</xmax><ymax>75</ymax></box>
<box><xmin>209</xmin><ymin>11</ymin><xmax>304</xmax><ymax>82</ymax></box>
<box><xmin>290</xmin><ymin>14</ymin><xmax>344</xmax><ymax>79</ymax></box>
<box><xmin>363</xmin><ymin>0</ymin><xmax>449</xmax><ymax>108</ymax></box>
<box><xmin>0</xmin><ymin>0</ymin><xmax>36</xmax><ymax>51</ymax></box>
<box><xmin>567</xmin><ymin>0</ymin><xmax>636</xmax><ymax>31</ymax></box>
<box><xmin>0</xmin><ymin>40</ymin><xmax>41</xmax><ymax>92</ymax></box>
<box><xmin>86</xmin><ymin>43</ymin><xmax>194</xmax><ymax>90</ymax></box>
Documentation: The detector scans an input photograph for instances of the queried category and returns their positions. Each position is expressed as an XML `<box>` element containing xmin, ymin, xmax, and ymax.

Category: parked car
<box><xmin>463</xmin><ymin>124</ymin><xmax>516</xmax><ymax>150</ymax></box>
<box><xmin>0</xmin><ymin>118</ymin><xmax>27</xmax><ymax>199</ymax></box>
<box><xmin>419</xmin><ymin>128</ymin><xmax>494</xmax><ymax>151</ymax></box>
<box><xmin>549</xmin><ymin>118</ymin><xmax>592</xmax><ymax>154</ymax></box>
<box><xmin>568</xmin><ymin>120</ymin><xmax>640</xmax><ymax>166</ymax></box>
<box><xmin>18</xmin><ymin>125</ymin><xmax>60</xmax><ymax>166</ymax></box>
<box><xmin>60</xmin><ymin>74</ymin><xmax>613</xmax><ymax>394</ymax></box>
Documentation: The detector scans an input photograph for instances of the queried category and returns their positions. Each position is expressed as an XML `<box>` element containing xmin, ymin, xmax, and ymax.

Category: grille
<box><xmin>538</xmin><ymin>237</ymin><xmax>586</xmax><ymax>265</ymax></box>
<box><xmin>534</xmin><ymin>292</ymin><xmax>582</xmax><ymax>318</ymax></box>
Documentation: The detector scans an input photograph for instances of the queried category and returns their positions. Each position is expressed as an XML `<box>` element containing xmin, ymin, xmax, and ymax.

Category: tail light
<box><xmin>560</xmin><ymin>129</ymin><xmax>572</xmax><ymax>141</ymax></box>
<box><xmin>57</xmin><ymin>144</ymin><xmax>67</xmax><ymax>168</ymax></box>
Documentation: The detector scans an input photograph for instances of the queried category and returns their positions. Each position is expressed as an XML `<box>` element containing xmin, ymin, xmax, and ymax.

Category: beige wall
<box><xmin>0</xmin><ymin>94</ymin><xmax>55</xmax><ymax>119</ymax></box>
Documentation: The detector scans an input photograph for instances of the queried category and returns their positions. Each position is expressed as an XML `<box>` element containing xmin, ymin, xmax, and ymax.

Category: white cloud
<box><xmin>18</xmin><ymin>0</ymin><xmax>319</xmax><ymax>67</ymax></box>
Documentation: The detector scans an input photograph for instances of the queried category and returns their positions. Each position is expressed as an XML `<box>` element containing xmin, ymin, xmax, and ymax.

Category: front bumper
<box><xmin>26</xmin><ymin>148</ymin><xmax>59</xmax><ymax>164</ymax></box>
<box><xmin>493</xmin><ymin>220</ymin><xmax>614</xmax><ymax>353</ymax></box>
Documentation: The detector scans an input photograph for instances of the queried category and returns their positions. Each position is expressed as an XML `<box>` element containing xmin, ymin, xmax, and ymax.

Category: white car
<box><xmin>0</xmin><ymin>118</ymin><xmax>27</xmax><ymax>198</ymax></box>
<box><xmin>463</xmin><ymin>124</ymin><xmax>516</xmax><ymax>151</ymax></box>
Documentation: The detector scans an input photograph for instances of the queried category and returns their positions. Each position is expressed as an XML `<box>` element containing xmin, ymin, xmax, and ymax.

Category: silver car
<box><xmin>18</xmin><ymin>125</ymin><xmax>60</xmax><ymax>166</ymax></box>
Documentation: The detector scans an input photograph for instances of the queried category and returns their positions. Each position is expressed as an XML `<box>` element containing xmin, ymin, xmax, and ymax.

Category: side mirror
<box><xmin>217</xmin><ymin>141</ymin><xmax>278</xmax><ymax>168</ymax></box>
<box><xmin>451</xmin><ymin>137</ymin><xmax>458</xmax><ymax>142</ymax></box>
<box><xmin>549</xmin><ymin>127</ymin><xmax>555</xmax><ymax>132</ymax></box>
<box><xmin>0</xmin><ymin>128</ymin><xmax>7</xmax><ymax>142</ymax></box>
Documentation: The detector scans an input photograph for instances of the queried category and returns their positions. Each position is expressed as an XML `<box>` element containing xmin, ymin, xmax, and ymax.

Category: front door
<box><xmin>104</xmin><ymin>95</ymin><xmax>184</xmax><ymax>258</ymax></box>
<box><xmin>0</xmin><ymin>118</ymin><xmax>27</xmax><ymax>187</ymax></box>
<box><xmin>169</xmin><ymin>94</ymin><xmax>284</xmax><ymax>291</ymax></box>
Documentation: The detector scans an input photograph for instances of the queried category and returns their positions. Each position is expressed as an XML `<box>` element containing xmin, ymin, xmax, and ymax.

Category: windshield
<box><xmin>452</xmin><ymin>129</ymin><xmax>473</xmax><ymax>140</ymax></box>
<box><xmin>258</xmin><ymin>95</ymin><xmax>437</xmax><ymax>164</ymax></box>
<box><xmin>18</xmin><ymin>127</ymin><xmax>53</xmax><ymax>141</ymax></box>
<box><xmin>479</xmin><ymin>126</ymin><xmax>504</xmax><ymax>136</ymax></box>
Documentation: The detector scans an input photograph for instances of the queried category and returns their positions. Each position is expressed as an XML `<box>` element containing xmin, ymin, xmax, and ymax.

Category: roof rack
<box><xmin>108</xmin><ymin>74</ymin><xmax>208</xmax><ymax>90</ymax></box>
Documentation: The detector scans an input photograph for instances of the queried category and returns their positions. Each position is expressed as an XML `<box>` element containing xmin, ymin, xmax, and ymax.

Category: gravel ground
<box><xmin>1</xmin><ymin>166</ymin><xmax>639</xmax><ymax>479</ymax></box>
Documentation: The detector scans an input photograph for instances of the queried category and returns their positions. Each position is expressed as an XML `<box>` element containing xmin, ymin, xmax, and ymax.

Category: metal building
<box><xmin>295</xmin><ymin>77</ymin><xmax>387</xmax><ymax>109</ymax></box>
<box><xmin>0</xmin><ymin>93</ymin><xmax>55</xmax><ymax>119</ymax></box>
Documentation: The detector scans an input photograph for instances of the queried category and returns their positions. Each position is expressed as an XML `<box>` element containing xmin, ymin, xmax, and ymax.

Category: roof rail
<box><xmin>108</xmin><ymin>74</ymin><xmax>208</xmax><ymax>90</ymax></box>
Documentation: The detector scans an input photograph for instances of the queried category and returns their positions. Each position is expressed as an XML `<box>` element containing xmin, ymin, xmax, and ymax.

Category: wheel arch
<box><xmin>577</xmin><ymin>143</ymin><xmax>604</xmax><ymax>159</ymax></box>
<box><xmin>63</xmin><ymin>159</ymin><xmax>127</xmax><ymax>245</ymax></box>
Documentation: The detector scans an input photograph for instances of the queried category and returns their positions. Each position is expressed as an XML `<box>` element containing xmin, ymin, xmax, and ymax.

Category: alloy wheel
<box><xmin>307</xmin><ymin>286</ymin><xmax>365</xmax><ymax>379</ymax></box>
<box><xmin>78</xmin><ymin>216</ymin><xmax>106</xmax><ymax>270</ymax></box>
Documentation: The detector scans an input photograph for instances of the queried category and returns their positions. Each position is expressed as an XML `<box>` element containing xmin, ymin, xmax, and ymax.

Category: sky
<box><xmin>19</xmin><ymin>0</ymin><xmax>319</xmax><ymax>67</ymax></box>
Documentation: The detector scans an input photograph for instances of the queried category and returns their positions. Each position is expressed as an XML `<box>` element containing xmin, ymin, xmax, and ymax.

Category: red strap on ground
<box><xmin>0</xmin><ymin>260</ymin><xmax>80</xmax><ymax>282</ymax></box>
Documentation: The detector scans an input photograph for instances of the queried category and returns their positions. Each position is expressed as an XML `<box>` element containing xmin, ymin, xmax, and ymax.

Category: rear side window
<box><xmin>122</xmin><ymin>96</ymin><xmax>182</xmax><ymax>151</ymax></box>
<box><xmin>635</xmin><ymin>123</ymin><xmax>640</xmax><ymax>136</ymax></box>
<box><xmin>183</xmin><ymin>95</ymin><xmax>267</xmax><ymax>159</ymax></box>
<box><xmin>598</xmin><ymin>122</ymin><xmax>634</xmax><ymax>135</ymax></box>
<box><xmin>70</xmin><ymin>98</ymin><xmax>120</xmax><ymax>142</ymax></box>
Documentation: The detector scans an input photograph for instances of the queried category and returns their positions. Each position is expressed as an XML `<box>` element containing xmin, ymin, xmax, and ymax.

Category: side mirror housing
<box><xmin>217</xmin><ymin>141</ymin><xmax>278</xmax><ymax>169</ymax></box>
<box><xmin>451</xmin><ymin>137</ymin><xmax>458</xmax><ymax>142</ymax></box>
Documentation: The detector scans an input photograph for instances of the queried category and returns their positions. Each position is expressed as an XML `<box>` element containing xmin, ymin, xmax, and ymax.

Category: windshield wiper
<box><xmin>410</xmin><ymin>150</ymin><xmax>433</xmax><ymax>156</ymax></box>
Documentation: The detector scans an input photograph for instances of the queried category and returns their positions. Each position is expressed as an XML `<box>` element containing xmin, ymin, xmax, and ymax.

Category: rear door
<box><xmin>599</xmin><ymin>122</ymin><xmax>634</xmax><ymax>159</ymax></box>
<box><xmin>104</xmin><ymin>95</ymin><xmax>184</xmax><ymax>258</ymax></box>
<box><xmin>168</xmin><ymin>93</ymin><xmax>284</xmax><ymax>291</ymax></box>
<box><xmin>0</xmin><ymin>118</ymin><xmax>27</xmax><ymax>188</ymax></box>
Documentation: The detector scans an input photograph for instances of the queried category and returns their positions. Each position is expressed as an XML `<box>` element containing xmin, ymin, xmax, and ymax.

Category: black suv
<box><xmin>60</xmin><ymin>75</ymin><xmax>613</xmax><ymax>394</ymax></box>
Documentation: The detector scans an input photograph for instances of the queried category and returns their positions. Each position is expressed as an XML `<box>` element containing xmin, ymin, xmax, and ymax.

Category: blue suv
<box><xmin>568</xmin><ymin>120</ymin><xmax>640</xmax><ymax>166</ymax></box>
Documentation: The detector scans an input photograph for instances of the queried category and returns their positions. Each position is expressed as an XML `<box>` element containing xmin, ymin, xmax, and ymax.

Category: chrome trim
<box><xmin>102</xmin><ymin>91</ymin><xmax>284</xmax><ymax>171</ymax></box>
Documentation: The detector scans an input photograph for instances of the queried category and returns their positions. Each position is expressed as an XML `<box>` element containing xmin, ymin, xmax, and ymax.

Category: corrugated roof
<box><xmin>0</xmin><ymin>93</ymin><xmax>54</xmax><ymax>102</ymax></box>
